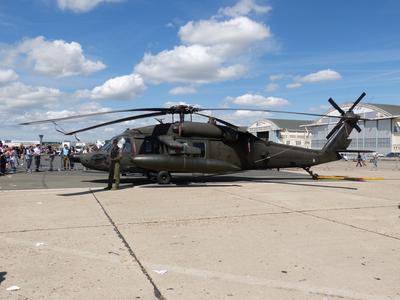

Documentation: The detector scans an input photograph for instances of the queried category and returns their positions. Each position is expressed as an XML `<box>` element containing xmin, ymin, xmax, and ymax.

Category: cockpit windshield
<box><xmin>101</xmin><ymin>140</ymin><xmax>113</xmax><ymax>152</ymax></box>
<box><xmin>100</xmin><ymin>137</ymin><xmax>134</xmax><ymax>154</ymax></box>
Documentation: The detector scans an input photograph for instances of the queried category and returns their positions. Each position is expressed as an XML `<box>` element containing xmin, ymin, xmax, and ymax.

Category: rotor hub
<box><xmin>168</xmin><ymin>105</ymin><xmax>199</xmax><ymax>115</ymax></box>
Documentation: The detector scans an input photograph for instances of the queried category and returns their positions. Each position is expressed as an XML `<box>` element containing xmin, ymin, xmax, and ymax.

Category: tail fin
<box><xmin>322</xmin><ymin>92</ymin><xmax>366</xmax><ymax>153</ymax></box>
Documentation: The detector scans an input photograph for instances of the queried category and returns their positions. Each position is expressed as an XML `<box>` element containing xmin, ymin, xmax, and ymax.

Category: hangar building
<box><xmin>248</xmin><ymin>119</ymin><xmax>313</xmax><ymax>148</ymax></box>
<box><xmin>304</xmin><ymin>103</ymin><xmax>400</xmax><ymax>155</ymax></box>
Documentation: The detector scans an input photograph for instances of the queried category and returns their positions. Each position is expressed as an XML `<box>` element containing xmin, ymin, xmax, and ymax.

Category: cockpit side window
<box><xmin>122</xmin><ymin>138</ymin><xmax>132</xmax><ymax>153</ymax></box>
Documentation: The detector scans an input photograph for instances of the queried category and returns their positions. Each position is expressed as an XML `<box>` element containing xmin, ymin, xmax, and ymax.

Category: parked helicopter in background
<box><xmin>21</xmin><ymin>93</ymin><xmax>371</xmax><ymax>184</ymax></box>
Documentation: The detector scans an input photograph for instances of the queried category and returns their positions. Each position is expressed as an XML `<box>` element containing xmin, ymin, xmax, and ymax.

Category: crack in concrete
<box><xmin>89</xmin><ymin>188</ymin><xmax>166</xmax><ymax>300</ymax></box>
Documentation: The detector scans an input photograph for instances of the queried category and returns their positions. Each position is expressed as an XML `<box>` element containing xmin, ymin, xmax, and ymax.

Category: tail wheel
<box><xmin>157</xmin><ymin>170</ymin><xmax>171</xmax><ymax>184</ymax></box>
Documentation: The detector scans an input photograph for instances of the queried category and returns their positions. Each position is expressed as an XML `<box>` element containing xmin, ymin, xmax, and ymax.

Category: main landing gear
<box><xmin>147</xmin><ymin>171</ymin><xmax>172</xmax><ymax>184</ymax></box>
<box><xmin>303</xmin><ymin>167</ymin><xmax>319</xmax><ymax>180</ymax></box>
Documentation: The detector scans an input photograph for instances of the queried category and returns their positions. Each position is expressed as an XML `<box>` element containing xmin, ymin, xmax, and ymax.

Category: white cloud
<box><xmin>0</xmin><ymin>69</ymin><xmax>18</xmax><ymax>83</ymax></box>
<box><xmin>269</xmin><ymin>74</ymin><xmax>285</xmax><ymax>81</ymax></box>
<box><xmin>286</xmin><ymin>82</ymin><xmax>302</xmax><ymax>89</ymax></box>
<box><xmin>57</xmin><ymin>0</ymin><xmax>121</xmax><ymax>13</ymax></box>
<box><xmin>15</xmin><ymin>36</ymin><xmax>105</xmax><ymax>77</ymax></box>
<box><xmin>265</xmin><ymin>83</ymin><xmax>279</xmax><ymax>92</ymax></box>
<box><xmin>76</xmin><ymin>74</ymin><xmax>145</xmax><ymax>100</ymax></box>
<box><xmin>164</xmin><ymin>101</ymin><xmax>193</xmax><ymax>107</ymax></box>
<box><xmin>230</xmin><ymin>94</ymin><xmax>289</xmax><ymax>107</ymax></box>
<box><xmin>135</xmin><ymin>6</ymin><xmax>271</xmax><ymax>85</ymax></box>
<box><xmin>135</xmin><ymin>45</ymin><xmax>246</xmax><ymax>84</ymax></box>
<box><xmin>0</xmin><ymin>82</ymin><xmax>62</xmax><ymax>111</ymax></box>
<box><xmin>179</xmin><ymin>16</ymin><xmax>270</xmax><ymax>56</ymax></box>
<box><xmin>298</xmin><ymin>69</ymin><xmax>342</xmax><ymax>83</ymax></box>
<box><xmin>219</xmin><ymin>0</ymin><xmax>272</xmax><ymax>17</ymax></box>
<box><xmin>169</xmin><ymin>86</ymin><xmax>197</xmax><ymax>95</ymax></box>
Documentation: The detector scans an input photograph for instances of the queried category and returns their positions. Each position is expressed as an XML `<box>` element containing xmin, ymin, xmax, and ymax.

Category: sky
<box><xmin>0</xmin><ymin>0</ymin><xmax>400</xmax><ymax>141</ymax></box>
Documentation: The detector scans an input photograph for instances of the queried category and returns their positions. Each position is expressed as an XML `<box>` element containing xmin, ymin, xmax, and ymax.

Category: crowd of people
<box><xmin>0</xmin><ymin>141</ymin><xmax>95</xmax><ymax>176</ymax></box>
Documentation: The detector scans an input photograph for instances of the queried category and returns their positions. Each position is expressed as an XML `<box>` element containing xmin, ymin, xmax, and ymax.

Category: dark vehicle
<box><xmin>21</xmin><ymin>93</ymin><xmax>372</xmax><ymax>184</ymax></box>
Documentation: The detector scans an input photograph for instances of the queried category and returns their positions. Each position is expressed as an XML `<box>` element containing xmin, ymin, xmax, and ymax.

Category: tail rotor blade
<box><xmin>328</xmin><ymin>98</ymin><xmax>346</xmax><ymax>115</ymax></box>
<box><xmin>326</xmin><ymin>122</ymin><xmax>343</xmax><ymax>140</ymax></box>
<box><xmin>354</xmin><ymin>124</ymin><xmax>362</xmax><ymax>133</ymax></box>
<box><xmin>349</xmin><ymin>92</ymin><xmax>366</xmax><ymax>112</ymax></box>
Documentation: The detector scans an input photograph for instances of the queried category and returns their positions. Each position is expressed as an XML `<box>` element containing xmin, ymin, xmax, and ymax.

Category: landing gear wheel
<box><xmin>157</xmin><ymin>171</ymin><xmax>171</xmax><ymax>184</ymax></box>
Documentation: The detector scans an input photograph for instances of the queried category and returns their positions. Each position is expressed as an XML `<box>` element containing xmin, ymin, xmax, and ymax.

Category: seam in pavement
<box><xmin>0</xmin><ymin>224</ymin><xmax>112</xmax><ymax>234</ymax></box>
<box><xmin>0</xmin><ymin>205</ymin><xmax>395</xmax><ymax>235</ymax></box>
<box><xmin>117</xmin><ymin>204</ymin><xmax>396</xmax><ymax>227</ymax></box>
<box><xmin>90</xmin><ymin>188</ymin><xmax>166</xmax><ymax>300</ymax></box>
<box><xmin>214</xmin><ymin>188</ymin><xmax>400</xmax><ymax>242</ymax></box>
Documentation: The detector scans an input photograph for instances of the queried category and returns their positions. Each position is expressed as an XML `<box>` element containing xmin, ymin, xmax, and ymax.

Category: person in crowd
<box><xmin>47</xmin><ymin>145</ymin><xmax>56</xmax><ymax>171</ymax></box>
<box><xmin>18</xmin><ymin>143</ymin><xmax>25</xmax><ymax>165</ymax></box>
<box><xmin>362</xmin><ymin>153</ymin><xmax>367</xmax><ymax>167</ymax></box>
<box><xmin>356</xmin><ymin>153</ymin><xmax>363</xmax><ymax>167</ymax></box>
<box><xmin>69</xmin><ymin>146</ymin><xmax>76</xmax><ymax>170</ymax></box>
<box><xmin>25</xmin><ymin>145</ymin><xmax>33</xmax><ymax>173</ymax></box>
<box><xmin>372</xmin><ymin>152</ymin><xmax>379</xmax><ymax>169</ymax></box>
<box><xmin>82</xmin><ymin>146</ymin><xmax>89</xmax><ymax>171</ymax></box>
<box><xmin>33</xmin><ymin>144</ymin><xmax>41</xmax><ymax>172</ymax></box>
<box><xmin>0</xmin><ymin>141</ymin><xmax>6</xmax><ymax>176</ymax></box>
<box><xmin>8</xmin><ymin>148</ymin><xmax>17</xmax><ymax>173</ymax></box>
<box><xmin>61</xmin><ymin>144</ymin><xmax>70</xmax><ymax>170</ymax></box>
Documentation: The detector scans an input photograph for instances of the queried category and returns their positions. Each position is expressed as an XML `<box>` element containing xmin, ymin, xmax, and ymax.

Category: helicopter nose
<box><xmin>79</xmin><ymin>153</ymin><xmax>90</xmax><ymax>167</ymax></box>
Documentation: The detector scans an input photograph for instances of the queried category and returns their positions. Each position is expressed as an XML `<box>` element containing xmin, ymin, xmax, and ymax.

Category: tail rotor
<box><xmin>325</xmin><ymin>92</ymin><xmax>366</xmax><ymax>140</ymax></box>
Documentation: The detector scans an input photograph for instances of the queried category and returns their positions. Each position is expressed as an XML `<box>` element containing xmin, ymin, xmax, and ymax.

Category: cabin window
<box><xmin>141</xmin><ymin>137</ymin><xmax>159</xmax><ymax>154</ymax></box>
<box><xmin>144</xmin><ymin>139</ymin><xmax>152</xmax><ymax>153</ymax></box>
<box><xmin>192</xmin><ymin>142</ymin><xmax>206</xmax><ymax>157</ymax></box>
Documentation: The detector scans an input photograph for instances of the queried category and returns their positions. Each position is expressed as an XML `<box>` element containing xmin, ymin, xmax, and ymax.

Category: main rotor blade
<box><xmin>19</xmin><ymin>108</ymin><xmax>168</xmax><ymax>125</ymax></box>
<box><xmin>328</xmin><ymin>98</ymin><xmax>346</xmax><ymax>115</ymax></box>
<box><xmin>194</xmin><ymin>112</ymin><xmax>239</xmax><ymax>129</ymax></box>
<box><xmin>199</xmin><ymin>108</ymin><xmax>374</xmax><ymax>122</ymax></box>
<box><xmin>65</xmin><ymin>111</ymin><xmax>166</xmax><ymax>135</ymax></box>
<box><xmin>199</xmin><ymin>108</ymin><xmax>346</xmax><ymax>119</ymax></box>
<box><xmin>349</xmin><ymin>92</ymin><xmax>366</xmax><ymax>112</ymax></box>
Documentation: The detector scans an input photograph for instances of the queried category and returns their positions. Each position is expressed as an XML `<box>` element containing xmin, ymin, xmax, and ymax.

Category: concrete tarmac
<box><xmin>0</xmin><ymin>161</ymin><xmax>399</xmax><ymax>299</ymax></box>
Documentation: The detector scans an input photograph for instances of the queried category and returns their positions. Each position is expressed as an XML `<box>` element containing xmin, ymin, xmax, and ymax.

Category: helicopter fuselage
<box><xmin>79</xmin><ymin>121</ymin><xmax>339</xmax><ymax>175</ymax></box>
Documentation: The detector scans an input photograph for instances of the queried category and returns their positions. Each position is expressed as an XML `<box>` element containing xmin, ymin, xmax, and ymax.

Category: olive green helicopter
<box><xmin>21</xmin><ymin>92</ymin><xmax>371</xmax><ymax>184</ymax></box>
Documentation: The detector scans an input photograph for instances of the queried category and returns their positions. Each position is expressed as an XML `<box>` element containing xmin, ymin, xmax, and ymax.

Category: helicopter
<box><xmin>21</xmin><ymin>92</ymin><xmax>371</xmax><ymax>184</ymax></box>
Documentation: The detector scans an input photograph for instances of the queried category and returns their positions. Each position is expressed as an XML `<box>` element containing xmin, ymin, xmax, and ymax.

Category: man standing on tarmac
<box><xmin>105</xmin><ymin>139</ymin><xmax>121</xmax><ymax>190</ymax></box>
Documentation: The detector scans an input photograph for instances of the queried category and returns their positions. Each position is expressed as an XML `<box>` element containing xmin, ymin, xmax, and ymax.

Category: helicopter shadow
<box><xmin>171</xmin><ymin>174</ymin><xmax>358</xmax><ymax>190</ymax></box>
<box><xmin>58</xmin><ymin>172</ymin><xmax>357</xmax><ymax>196</ymax></box>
